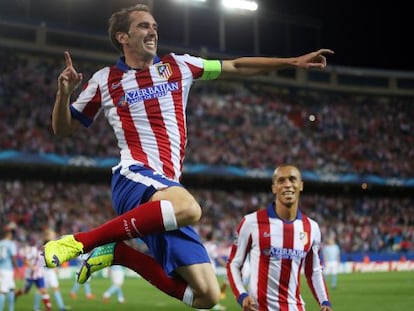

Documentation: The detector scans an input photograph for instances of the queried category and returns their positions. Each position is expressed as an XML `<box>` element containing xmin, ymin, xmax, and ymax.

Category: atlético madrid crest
<box><xmin>156</xmin><ymin>63</ymin><xmax>172</xmax><ymax>80</ymax></box>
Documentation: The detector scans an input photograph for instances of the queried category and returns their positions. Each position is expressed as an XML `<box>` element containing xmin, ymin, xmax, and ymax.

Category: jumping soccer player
<box><xmin>43</xmin><ymin>4</ymin><xmax>334</xmax><ymax>309</ymax></box>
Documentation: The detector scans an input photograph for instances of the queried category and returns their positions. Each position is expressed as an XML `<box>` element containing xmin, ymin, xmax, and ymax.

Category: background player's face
<box><xmin>272</xmin><ymin>166</ymin><xmax>303</xmax><ymax>208</ymax></box>
<box><xmin>126</xmin><ymin>10</ymin><xmax>158</xmax><ymax>59</ymax></box>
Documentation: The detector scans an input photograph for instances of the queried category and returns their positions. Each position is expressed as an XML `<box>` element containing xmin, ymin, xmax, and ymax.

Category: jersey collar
<box><xmin>267</xmin><ymin>202</ymin><xmax>302</xmax><ymax>221</ymax></box>
<box><xmin>116</xmin><ymin>55</ymin><xmax>161</xmax><ymax>72</ymax></box>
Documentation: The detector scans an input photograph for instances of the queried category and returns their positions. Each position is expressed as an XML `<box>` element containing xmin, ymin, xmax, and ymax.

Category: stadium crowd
<box><xmin>0</xmin><ymin>50</ymin><xmax>413</xmax><ymax>261</ymax></box>
<box><xmin>1</xmin><ymin>180</ymin><xmax>413</xmax><ymax>256</ymax></box>
<box><xmin>0</xmin><ymin>50</ymin><xmax>412</xmax><ymax>178</ymax></box>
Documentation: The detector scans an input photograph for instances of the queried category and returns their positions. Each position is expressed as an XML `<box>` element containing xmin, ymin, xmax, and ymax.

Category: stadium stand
<box><xmin>0</xmin><ymin>17</ymin><xmax>413</xmax><ymax>263</ymax></box>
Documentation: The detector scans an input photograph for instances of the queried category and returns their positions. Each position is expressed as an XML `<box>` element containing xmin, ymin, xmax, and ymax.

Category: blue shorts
<box><xmin>25</xmin><ymin>277</ymin><xmax>45</xmax><ymax>290</ymax></box>
<box><xmin>111</xmin><ymin>165</ymin><xmax>209</xmax><ymax>276</ymax></box>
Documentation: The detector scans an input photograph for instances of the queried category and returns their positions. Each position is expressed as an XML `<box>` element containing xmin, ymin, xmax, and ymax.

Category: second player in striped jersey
<box><xmin>227</xmin><ymin>165</ymin><xmax>332</xmax><ymax>311</ymax></box>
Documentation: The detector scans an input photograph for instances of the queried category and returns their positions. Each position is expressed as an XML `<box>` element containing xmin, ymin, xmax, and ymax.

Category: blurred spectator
<box><xmin>0</xmin><ymin>180</ymin><xmax>413</xmax><ymax>255</ymax></box>
<box><xmin>0</xmin><ymin>50</ymin><xmax>413</xmax><ymax>178</ymax></box>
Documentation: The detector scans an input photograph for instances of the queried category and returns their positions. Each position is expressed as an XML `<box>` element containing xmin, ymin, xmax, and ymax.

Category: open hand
<box><xmin>295</xmin><ymin>48</ymin><xmax>335</xmax><ymax>69</ymax></box>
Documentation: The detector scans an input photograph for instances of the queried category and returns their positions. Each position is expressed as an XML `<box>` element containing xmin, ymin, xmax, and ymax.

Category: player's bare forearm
<box><xmin>52</xmin><ymin>51</ymin><xmax>82</xmax><ymax>136</ymax></box>
<box><xmin>51</xmin><ymin>91</ymin><xmax>76</xmax><ymax>136</ymax></box>
<box><xmin>221</xmin><ymin>49</ymin><xmax>334</xmax><ymax>76</ymax></box>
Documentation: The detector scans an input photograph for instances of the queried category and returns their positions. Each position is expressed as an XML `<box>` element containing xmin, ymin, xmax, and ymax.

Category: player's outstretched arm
<box><xmin>221</xmin><ymin>49</ymin><xmax>334</xmax><ymax>76</ymax></box>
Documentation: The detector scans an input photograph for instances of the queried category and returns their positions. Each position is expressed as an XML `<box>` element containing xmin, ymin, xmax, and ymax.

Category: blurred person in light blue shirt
<box><xmin>322</xmin><ymin>235</ymin><xmax>341</xmax><ymax>289</ymax></box>
<box><xmin>0</xmin><ymin>225</ymin><xmax>18</xmax><ymax>311</ymax></box>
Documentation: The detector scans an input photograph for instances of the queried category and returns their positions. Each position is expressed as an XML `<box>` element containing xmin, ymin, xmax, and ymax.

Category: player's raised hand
<box><xmin>58</xmin><ymin>51</ymin><xmax>83</xmax><ymax>96</ymax></box>
<box><xmin>295</xmin><ymin>48</ymin><xmax>335</xmax><ymax>69</ymax></box>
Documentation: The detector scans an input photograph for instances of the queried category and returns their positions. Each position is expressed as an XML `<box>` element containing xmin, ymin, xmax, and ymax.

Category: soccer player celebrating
<box><xmin>43</xmin><ymin>3</ymin><xmax>333</xmax><ymax>309</ymax></box>
<box><xmin>226</xmin><ymin>165</ymin><xmax>333</xmax><ymax>311</ymax></box>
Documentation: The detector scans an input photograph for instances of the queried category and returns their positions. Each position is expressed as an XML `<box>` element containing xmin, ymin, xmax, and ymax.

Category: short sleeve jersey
<box><xmin>227</xmin><ymin>204</ymin><xmax>330</xmax><ymax>310</ymax></box>
<box><xmin>70</xmin><ymin>54</ymin><xmax>221</xmax><ymax>181</ymax></box>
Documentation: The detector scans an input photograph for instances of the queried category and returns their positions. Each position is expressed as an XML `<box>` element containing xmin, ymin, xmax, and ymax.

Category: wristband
<box><xmin>237</xmin><ymin>293</ymin><xmax>248</xmax><ymax>306</ymax></box>
<box><xmin>321</xmin><ymin>301</ymin><xmax>332</xmax><ymax>307</ymax></box>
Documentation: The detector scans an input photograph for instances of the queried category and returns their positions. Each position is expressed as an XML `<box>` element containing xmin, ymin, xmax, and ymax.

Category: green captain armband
<box><xmin>201</xmin><ymin>60</ymin><xmax>222</xmax><ymax>80</ymax></box>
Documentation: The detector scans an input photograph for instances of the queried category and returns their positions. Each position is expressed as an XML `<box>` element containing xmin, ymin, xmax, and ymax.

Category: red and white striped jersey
<box><xmin>21</xmin><ymin>245</ymin><xmax>45</xmax><ymax>280</ymax></box>
<box><xmin>227</xmin><ymin>204</ymin><xmax>330</xmax><ymax>311</ymax></box>
<box><xmin>70</xmin><ymin>54</ymin><xmax>221</xmax><ymax>181</ymax></box>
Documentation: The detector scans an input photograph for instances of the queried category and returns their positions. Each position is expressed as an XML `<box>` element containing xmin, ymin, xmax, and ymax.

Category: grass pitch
<box><xmin>13</xmin><ymin>271</ymin><xmax>414</xmax><ymax>310</ymax></box>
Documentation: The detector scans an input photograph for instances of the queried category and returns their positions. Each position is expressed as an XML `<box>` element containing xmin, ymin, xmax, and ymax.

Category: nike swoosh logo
<box><xmin>111</xmin><ymin>82</ymin><xmax>122</xmax><ymax>89</ymax></box>
<box><xmin>131</xmin><ymin>218</ymin><xmax>141</xmax><ymax>236</ymax></box>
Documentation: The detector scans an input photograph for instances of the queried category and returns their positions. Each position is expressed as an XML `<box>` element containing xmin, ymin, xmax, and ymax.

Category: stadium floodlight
<box><xmin>221</xmin><ymin>0</ymin><xmax>258</xmax><ymax>12</ymax></box>
<box><xmin>172</xmin><ymin>0</ymin><xmax>206</xmax><ymax>3</ymax></box>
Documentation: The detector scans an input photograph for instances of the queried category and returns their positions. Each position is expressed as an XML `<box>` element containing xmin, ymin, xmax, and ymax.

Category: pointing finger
<box><xmin>64</xmin><ymin>51</ymin><xmax>73</xmax><ymax>68</ymax></box>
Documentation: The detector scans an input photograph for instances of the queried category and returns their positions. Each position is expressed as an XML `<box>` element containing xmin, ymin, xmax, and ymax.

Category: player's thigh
<box><xmin>176</xmin><ymin>262</ymin><xmax>220</xmax><ymax>296</ymax></box>
<box><xmin>150</xmin><ymin>186</ymin><xmax>201</xmax><ymax>220</ymax></box>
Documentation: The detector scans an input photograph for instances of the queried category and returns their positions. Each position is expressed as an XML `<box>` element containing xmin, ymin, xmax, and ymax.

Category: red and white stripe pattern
<box><xmin>22</xmin><ymin>246</ymin><xmax>45</xmax><ymax>280</ymax></box>
<box><xmin>227</xmin><ymin>205</ymin><xmax>329</xmax><ymax>311</ymax></box>
<box><xmin>71</xmin><ymin>53</ymin><xmax>206</xmax><ymax>181</ymax></box>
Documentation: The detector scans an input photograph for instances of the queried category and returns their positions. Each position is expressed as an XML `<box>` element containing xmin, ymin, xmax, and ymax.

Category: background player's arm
<box><xmin>216</xmin><ymin>256</ymin><xmax>227</xmax><ymax>268</ymax></box>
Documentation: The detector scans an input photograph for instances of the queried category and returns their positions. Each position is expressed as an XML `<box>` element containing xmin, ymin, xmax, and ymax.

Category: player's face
<box><xmin>126</xmin><ymin>10</ymin><xmax>158</xmax><ymax>59</ymax></box>
<box><xmin>272</xmin><ymin>166</ymin><xmax>303</xmax><ymax>208</ymax></box>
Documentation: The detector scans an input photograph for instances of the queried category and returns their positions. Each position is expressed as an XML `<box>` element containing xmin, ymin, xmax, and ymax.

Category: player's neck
<box><xmin>275</xmin><ymin>204</ymin><xmax>297</xmax><ymax>221</ymax></box>
<box><xmin>124</xmin><ymin>53</ymin><xmax>153</xmax><ymax>70</ymax></box>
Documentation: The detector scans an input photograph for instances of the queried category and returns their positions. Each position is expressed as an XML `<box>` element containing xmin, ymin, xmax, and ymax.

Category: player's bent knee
<box><xmin>194</xmin><ymin>287</ymin><xmax>221</xmax><ymax>309</ymax></box>
<box><xmin>155</xmin><ymin>187</ymin><xmax>202</xmax><ymax>225</ymax></box>
<box><xmin>175</xmin><ymin>200</ymin><xmax>202</xmax><ymax>226</ymax></box>
<box><xmin>186</xmin><ymin>202</ymin><xmax>202</xmax><ymax>223</ymax></box>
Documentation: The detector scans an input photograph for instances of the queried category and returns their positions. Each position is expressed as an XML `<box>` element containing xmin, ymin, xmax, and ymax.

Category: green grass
<box><xmin>13</xmin><ymin>271</ymin><xmax>414</xmax><ymax>310</ymax></box>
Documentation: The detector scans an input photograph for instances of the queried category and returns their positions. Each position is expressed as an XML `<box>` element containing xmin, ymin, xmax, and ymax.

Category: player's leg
<box><xmin>117</xmin><ymin>287</ymin><xmax>125</xmax><ymax>304</ymax></box>
<box><xmin>0</xmin><ymin>292</ymin><xmax>5</xmax><ymax>311</ymax></box>
<box><xmin>69</xmin><ymin>280</ymin><xmax>78</xmax><ymax>299</ymax></box>
<box><xmin>331</xmin><ymin>262</ymin><xmax>339</xmax><ymax>288</ymax></box>
<box><xmin>102</xmin><ymin>284</ymin><xmax>114</xmax><ymax>303</ymax></box>
<box><xmin>35</xmin><ymin>279</ymin><xmax>52</xmax><ymax>311</ymax></box>
<box><xmin>45</xmin><ymin>269</ymin><xmax>68</xmax><ymax>310</ymax></box>
<box><xmin>78</xmin><ymin>230</ymin><xmax>220</xmax><ymax>309</ymax></box>
<box><xmin>176</xmin><ymin>263</ymin><xmax>221</xmax><ymax>308</ymax></box>
<box><xmin>83</xmin><ymin>281</ymin><xmax>95</xmax><ymax>299</ymax></box>
<box><xmin>103</xmin><ymin>268</ymin><xmax>126</xmax><ymax>303</ymax></box>
<box><xmin>73</xmin><ymin>186</ymin><xmax>200</xmax><ymax>249</ymax></box>
<box><xmin>79</xmin><ymin>242</ymin><xmax>191</xmax><ymax>296</ymax></box>
<box><xmin>43</xmin><ymin>167</ymin><xmax>201</xmax><ymax>268</ymax></box>
<box><xmin>33</xmin><ymin>291</ymin><xmax>42</xmax><ymax>311</ymax></box>
<box><xmin>15</xmin><ymin>278</ymin><xmax>32</xmax><ymax>297</ymax></box>
<box><xmin>0</xmin><ymin>269</ymin><xmax>16</xmax><ymax>311</ymax></box>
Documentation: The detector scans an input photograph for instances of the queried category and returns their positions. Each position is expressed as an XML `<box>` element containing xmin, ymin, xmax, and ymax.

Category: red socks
<box><xmin>74</xmin><ymin>200</ymin><xmax>177</xmax><ymax>252</ymax></box>
<box><xmin>113</xmin><ymin>242</ymin><xmax>190</xmax><ymax>302</ymax></box>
